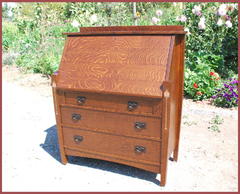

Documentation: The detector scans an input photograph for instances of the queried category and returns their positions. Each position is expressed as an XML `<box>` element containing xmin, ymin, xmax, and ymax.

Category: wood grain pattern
<box><xmin>52</xmin><ymin>26</ymin><xmax>185</xmax><ymax>187</ymax></box>
<box><xmin>62</xmin><ymin>127</ymin><xmax>161</xmax><ymax>164</ymax></box>
<box><xmin>160</xmin><ymin>81</ymin><xmax>171</xmax><ymax>186</ymax></box>
<box><xmin>64</xmin><ymin>91</ymin><xmax>162</xmax><ymax>115</ymax></box>
<box><xmin>173</xmin><ymin>35</ymin><xmax>185</xmax><ymax>161</ymax></box>
<box><xmin>61</xmin><ymin>103</ymin><xmax>161</xmax><ymax>119</ymax></box>
<box><xmin>51</xmin><ymin>75</ymin><xmax>67</xmax><ymax>164</ymax></box>
<box><xmin>56</xmin><ymin>35</ymin><xmax>172</xmax><ymax>97</ymax></box>
<box><xmin>61</xmin><ymin>106</ymin><xmax>161</xmax><ymax>140</ymax></box>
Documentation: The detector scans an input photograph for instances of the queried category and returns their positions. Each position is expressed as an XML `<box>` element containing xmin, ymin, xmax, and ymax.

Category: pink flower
<box><xmin>198</xmin><ymin>22</ymin><xmax>206</xmax><ymax>30</ymax></box>
<box><xmin>218</xmin><ymin>9</ymin><xmax>227</xmax><ymax>16</ymax></box>
<box><xmin>217</xmin><ymin>4</ymin><xmax>227</xmax><ymax>16</ymax></box>
<box><xmin>71</xmin><ymin>20</ymin><xmax>80</xmax><ymax>28</ymax></box>
<box><xmin>198</xmin><ymin>17</ymin><xmax>206</xmax><ymax>30</ymax></box>
<box><xmin>152</xmin><ymin>17</ymin><xmax>160</xmax><ymax>25</ymax></box>
<box><xmin>225</xmin><ymin>20</ymin><xmax>233</xmax><ymax>28</ymax></box>
<box><xmin>156</xmin><ymin>9</ymin><xmax>163</xmax><ymax>16</ymax></box>
<box><xmin>198</xmin><ymin>18</ymin><xmax>206</xmax><ymax>30</ymax></box>
<box><xmin>176</xmin><ymin>15</ymin><xmax>187</xmax><ymax>22</ymax></box>
<box><xmin>224</xmin><ymin>15</ymin><xmax>231</xmax><ymax>21</ymax></box>
<box><xmin>192</xmin><ymin>5</ymin><xmax>202</xmax><ymax>16</ymax></box>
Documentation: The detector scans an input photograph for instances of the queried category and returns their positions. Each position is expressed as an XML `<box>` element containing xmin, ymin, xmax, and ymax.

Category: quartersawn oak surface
<box><xmin>63</xmin><ymin>127</ymin><xmax>161</xmax><ymax>164</ymax></box>
<box><xmin>64</xmin><ymin>91</ymin><xmax>162</xmax><ymax>115</ymax></box>
<box><xmin>57</xmin><ymin>35</ymin><xmax>172</xmax><ymax>97</ymax></box>
<box><xmin>60</xmin><ymin>106</ymin><xmax>161</xmax><ymax>140</ymax></box>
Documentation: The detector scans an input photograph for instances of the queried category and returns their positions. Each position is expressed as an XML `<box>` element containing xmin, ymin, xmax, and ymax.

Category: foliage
<box><xmin>176</xmin><ymin>2</ymin><xmax>238</xmax><ymax>104</ymax></box>
<box><xmin>179</xmin><ymin>2</ymin><xmax>238</xmax><ymax>78</ymax></box>
<box><xmin>212</xmin><ymin>78</ymin><xmax>238</xmax><ymax>108</ymax></box>
<box><xmin>2</xmin><ymin>21</ymin><xmax>20</xmax><ymax>51</ymax></box>
<box><xmin>184</xmin><ymin>55</ymin><xmax>221</xmax><ymax>100</ymax></box>
<box><xmin>7</xmin><ymin>3</ymin><xmax>76</xmax><ymax>76</ymax></box>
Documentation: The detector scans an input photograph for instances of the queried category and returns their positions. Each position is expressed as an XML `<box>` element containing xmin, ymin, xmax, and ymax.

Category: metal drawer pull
<box><xmin>73</xmin><ymin>135</ymin><xmax>83</xmax><ymax>143</ymax></box>
<box><xmin>72</xmin><ymin>113</ymin><xmax>81</xmax><ymax>121</ymax></box>
<box><xmin>128</xmin><ymin>101</ymin><xmax>138</xmax><ymax>111</ymax></box>
<box><xmin>135</xmin><ymin>122</ymin><xmax>146</xmax><ymax>130</ymax></box>
<box><xmin>135</xmin><ymin>146</ymin><xmax>146</xmax><ymax>153</ymax></box>
<box><xmin>77</xmin><ymin>96</ymin><xmax>86</xmax><ymax>105</ymax></box>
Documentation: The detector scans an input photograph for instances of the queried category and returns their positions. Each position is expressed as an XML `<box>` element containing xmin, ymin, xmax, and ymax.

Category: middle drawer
<box><xmin>60</xmin><ymin>106</ymin><xmax>161</xmax><ymax>140</ymax></box>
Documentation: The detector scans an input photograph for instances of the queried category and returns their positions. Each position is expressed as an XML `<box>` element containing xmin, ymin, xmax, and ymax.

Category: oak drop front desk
<box><xmin>51</xmin><ymin>26</ymin><xmax>185</xmax><ymax>186</ymax></box>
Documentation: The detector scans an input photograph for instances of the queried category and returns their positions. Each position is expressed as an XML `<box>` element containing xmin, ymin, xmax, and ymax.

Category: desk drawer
<box><xmin>64</xmin><ymin>91</ymin><xmax>161</xmax><ymax>115</ymax></box>
<box><xmin>63</xmin><ymin>127</ymin><xmax>161</xmax><ymax>164</ymax></box>
<box><xmin>60</xmin><ymin>106</ymin><xmax>161</xmax><ymax>140</ymax></box>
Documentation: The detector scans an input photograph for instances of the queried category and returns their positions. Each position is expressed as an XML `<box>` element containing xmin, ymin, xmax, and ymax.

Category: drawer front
<box><xmin>63</xmin><ymin>127</ymin><xmax>161</xmax><ymax>163</ymax></box>
<box><xmin>61</xmin><ymin>106</ymin><xmax>161</xmax><ymax>140</ymax></box>
<box><xmin>64</xmin><ymin>91</ymin><xmax>161</xmax><ymax>115</ymax></box>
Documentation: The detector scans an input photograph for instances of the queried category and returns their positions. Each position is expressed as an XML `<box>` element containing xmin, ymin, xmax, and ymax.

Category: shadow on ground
<box><xmin>40</xmin><ymin>125</ymin><xmax>159</xmax><ymax>185</ymax></box>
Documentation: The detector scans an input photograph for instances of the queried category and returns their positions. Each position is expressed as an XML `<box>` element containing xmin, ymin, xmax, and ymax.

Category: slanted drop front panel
<box><xmin>56</xmin><ymin>35</ymin><xmax>173</xmax><ymax>97</ymax></box>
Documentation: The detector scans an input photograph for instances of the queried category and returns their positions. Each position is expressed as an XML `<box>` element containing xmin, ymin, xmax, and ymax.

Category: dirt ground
<box><xmin>2</xmin><ymin>65</ymin><xmax>238</xmax><ymax>191</ymax></box>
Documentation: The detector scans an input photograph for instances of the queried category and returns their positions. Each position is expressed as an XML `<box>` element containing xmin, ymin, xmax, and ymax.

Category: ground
<box><xmin>2</xmin><ymin>65</ymin><xmax>238</xmax><ymax>191</ymax></box>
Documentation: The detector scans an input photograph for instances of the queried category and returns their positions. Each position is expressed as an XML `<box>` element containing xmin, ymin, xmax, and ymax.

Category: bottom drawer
<box><xmin>62</xmin><ymin>127</ymin><xmax>160</xmax><ymax>164</ymax></box>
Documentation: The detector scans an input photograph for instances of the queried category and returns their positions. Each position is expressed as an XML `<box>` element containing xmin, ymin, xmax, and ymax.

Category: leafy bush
<box><xmin>2</xmin><ymin>21</ymin><xmax>20</xmax><ymax>51</ymax></box>
<box><xmin>184</xmin><ymin>59</ymin><xmax>221</xmax><ymax>100</ymax></box>
<box><xmin>212</xmin><ymin>78</ymin><xmax>238</xmax><ymax>108</ymax></box>
<box><xmin>179</xmin><ymin>2</ymin><xmax>238</xmax><ymax>78</ymax></box>
<box><xmin>33</xmin><ymin>54</ymin><xmax>59</xmax><ymax>76</ymax></box>
<box><xmin>8</xmin><ymin>3</ymin><xmax>75</xmax><ymax>75</ymax></box>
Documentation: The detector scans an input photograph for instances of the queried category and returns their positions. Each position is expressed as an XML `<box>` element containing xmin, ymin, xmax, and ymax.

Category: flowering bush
<box><xmin>212</xmin><ymin>78</ymin><xmax>238</xmax><ymax>108</ymax></box>
<box><xmin>174</xmin><ymin>2</ymin><xmax>238</xmax><ymax>104</ymax></box>
<box><xmin>184</xmin><ymin>60</ymin><xmax>221</xmax><ymax>101</ymax></box>
<box><xmin>178</xmin><ymin>3</ymin><xmax>238</xmax><ymax>78</ymax></box>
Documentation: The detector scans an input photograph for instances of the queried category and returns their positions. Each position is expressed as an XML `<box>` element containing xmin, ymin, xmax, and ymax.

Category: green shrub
<box><xmin>184</xmin><ymin>55</ymin><xmax>221</xmax><ymax>100</ymax></box>
<box><xmin>33</xmin><ymin>54</ymin><xmax>59</xmax><ymax>76</ymax></box>
<box><xmin>179</xmin><ymin>2</ymin><xmax>238</xmax><ymax>78</ymax></box>
<box><xmin>2</xmin><ymin>21</ymin><xmax>20</xmax><ymax>51</ymax></box>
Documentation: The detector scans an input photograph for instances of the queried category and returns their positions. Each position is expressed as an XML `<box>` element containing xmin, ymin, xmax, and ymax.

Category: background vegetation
<box><xmin>2</xmin><ymin>2</ymin><xmax>238</xmax><ymax>107</ymax></box>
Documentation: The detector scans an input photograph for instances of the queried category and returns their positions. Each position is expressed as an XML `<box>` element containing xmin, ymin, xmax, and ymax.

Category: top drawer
<box><xmin>64</xmin><ymin>91</ymin><xmax>162</xmax><ymax>116</ymax></box>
